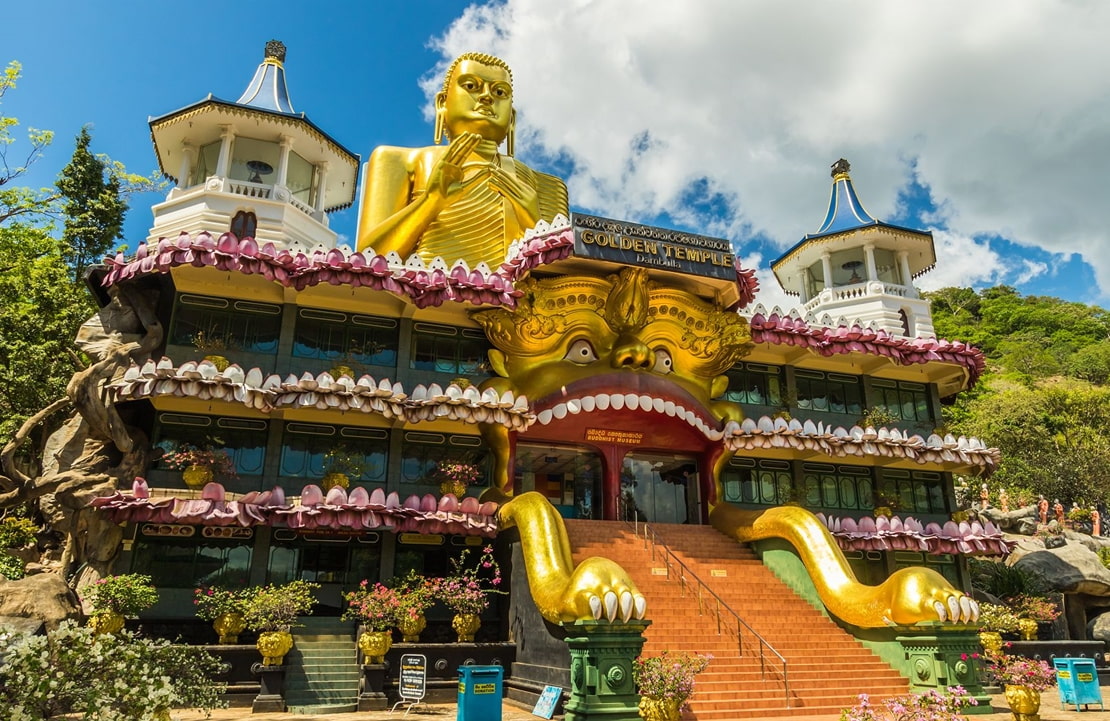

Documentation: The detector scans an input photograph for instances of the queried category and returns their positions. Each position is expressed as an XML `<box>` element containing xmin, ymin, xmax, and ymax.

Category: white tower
<box><xmin>145</xmin><ymin>40</ymin><xmax>359</xmax><ymax>248</ymax></box>
<box><xmin>771</xmin><ymin>159</ymin><xmax>937</xmax><ymax>337</ymax></box>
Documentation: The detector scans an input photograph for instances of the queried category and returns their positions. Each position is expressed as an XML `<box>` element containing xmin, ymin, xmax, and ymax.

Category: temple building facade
<box><xmin>83</xmin><ymin>43</ymin><xmax>1005</xmax><ymax>716</ymax></box>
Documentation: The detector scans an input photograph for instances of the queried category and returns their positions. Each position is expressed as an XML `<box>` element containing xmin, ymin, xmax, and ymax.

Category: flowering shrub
<box><xmin>633</xmin><ymin>651</ymin><xmax>711</xmax><ymax>709</ymax></box>
<box><xmin>243</xmin><ymin>580</ymin><xmax>319</xmax><ymax>632</ymax></box>
<box><xmin>81</xmin><ymin>573</ymin><xmax>159</xmax><ymax>617</ymax></box>
<box><xmin>840</xmin><ymin>687</ymin><xmax>976</xmax><ymax>721</ymax></box>
<box><xmin>0</xmin><ymin>552</ymin><xmax>24</xmax><ymax>580</ymax></box>
<box><xmin>391</xmin><ymin>570</ymin><xmax>436</xmax><ymax>621</ymax></box>
<box><xmin>343</xmin><ymin>581</ymin><xmax>400</xmax><ymax>632</ymax></box>
<box><xmin>437</xmin><ymin>461</ymin><xmax>481</xmax><ymax>486</ymax></box>
<box><xmin>193</xmin><ymin>586</ymin><xmax>253</xmax><ymax>622</ymax></box>
<box><xmin>0</xmin><ymin>517</ymin><xmax>36</xmax><ymax>548</ymax></box>
<box><xmin>0</xmin><ymin>620</ymin><xmax>225</xmax><ymax>720</ymax></box>
<box><xmin>434</xmin><ymin>545</ymin><xmax>504</xmax><ymax>615</ymax></box>
<box><xmin>162</xmin><ymin>445</ymin><xmax>238</xmax><ymax>480</ymax></box>
<box><xmin>322</xmin><ymin>444</ymin><xmax>367</xmax><ymax>478</ymax></box>
<box><xmin>1007</xmin><ymin>594</ymin><xmax>1060</xmax><ymax>623</ymax></box>
<box><xmin>977</xmin><ymin>602</ymin><xmax>1020</xmax><ymax>634</ymax></box>
<box><xmin>989</xmin><ymin>652</ymin><xmax>1057</xmax><ymax>691</ymax></box>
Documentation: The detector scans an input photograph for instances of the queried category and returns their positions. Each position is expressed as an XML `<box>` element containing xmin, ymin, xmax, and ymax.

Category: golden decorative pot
<box><xmin>440</xmin><ymin>480</ymin><xmax>468</xmax><ymax>498</ymax></box>
<box><xmin>88</xmin><ymin>610</ymin><xmax>125</xmax><ymax>635</ymax></box>
<box><xmin>452</xmin><ymin>613</ymin><xmax>481</xmax><ymax>642</ymax></box>
<box><xmin>213</xmin><ymin>611</ymin><xmax>246</xmax><ymax>644</ymax></box>
<box><xmin>330</xmin><ymin>364</ymin><xmax>354</xmax><ymax>379</ymax></box>
<box><xmin>398</xmin><ymin>612</ymin><xmax>426</xmax><ymax>643</ymax></box>
<box><xmin>257</xmin><ymin>630</ymin><xmax>294</xmax><ymax>666</ymax></box>
<box><xmin>1004</xmin><ymin>684</ymin><xmax>1041</xmax><ymax>721</ymax></box>
<box><xmin>873</xmin><ymin>506</ymin><xmax>893</xmax><ymax>518</ymax></box>
<box><xmin>182</xmin><ymin>464</ymin><xmax>214</xmax><ymax>489</ymax></box>
<box><xmin>203</xmin><ymin>354</ymin><xmax>230</xmax><ymax>371</ymax></box>
<box><xmin>358</xmin><ymin>630</ymin><xmax>392</xmax><ymax>664</ymax></box>
<box><xmin>321</xmin><ymin>472</ymin><xmax>350</xmax><ymax>490</ymax></box>
<box><xmin>1018</xmin><ymin>618</ymin><xmax>1039</xmax><ymax>641</ymax></box>
<box><xmin>638</xmin><ymin>695</ymin><xmax>681</xmax><ymax>721</ymax></box>
<box><xmin>979</xmin><ymin>630</ymin><xmax>1004</xmax><ymax>657</ymax></box>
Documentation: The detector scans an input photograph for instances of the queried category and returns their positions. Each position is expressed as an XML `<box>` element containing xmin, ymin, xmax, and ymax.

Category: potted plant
<box><xmin>80</xmin><ymin>573</ymin><xmax>159</xmax><ymax>635</ymax></box>
<box><xmin>391</xmin><ymin>571</ymin><xmax>436</xmax><ymax>642</ymax></box>
<box><xmin>988</xmin><ymin>651</ymin><xmax>1056</xmax><ymax>719</ymax></box>
<box><xmin>343</xmin><ymin>581</ymin><xmax>400</xmax><ymax>663</ymax></box>
<box><xmin>433</xmin><ymin>545</ymin><xmax>504</xmax><ymax>642</ymax></box>
<box><xmin>321</xmin><ymin>444</ymin><xmax>366</xmax><ymax>491</ymax></box>
<box><xmin>839</xmin><ymin>687</ymin><xmax>976</xmax><ymax>721</ymax></box>
<box><xmin>162</xmin><ymin>444</ymin><xmax>238</xmax><ymax>489</ymax></box>
<box><xmin>978</xmin><ymin>603</ymin><xmax>1020</xmax><ymax>655</ymax></box>
<box><xmin>243</xmin><ymin>580</ymin><xmax>319</xmax><ymax>666</ymax></box>
<box><xmin>436</xmin><ymin>460</ymin><xmax>481</xmax><ymax>498</ymax></box>
<box><xmin>858</xmin><ymin>406</ymin><xmax>898</xmax><ymax>429</ymax></box>
<box><xmin>1007</xmin><ymin>594</ymin><xmax>1061</xmax><ymax>640</ymax></box>
<box><xmin>633</xmin><ymin>650</ymin><xmax>711</xmax><ymax>721</ymax></box>
<box><xmin>191</xmin><ymin>325</ymin><xmax>234</xmax><ymax>370</ymax></box>
<box><xmin>871</xmin><ymin>489</ymin><xmax>901</xmax><ymax>519</ymax></box>
<box><xmin>194</xmin><ymin>586</ymin><xmax>254</xmax><ymax>644</ymax></box>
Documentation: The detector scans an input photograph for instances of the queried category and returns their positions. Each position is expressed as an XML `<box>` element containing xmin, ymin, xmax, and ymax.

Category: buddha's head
<box><xmin>435</xmin><ymin>53</ymin><xmax>515</xmax><ymax>151</ymax></box>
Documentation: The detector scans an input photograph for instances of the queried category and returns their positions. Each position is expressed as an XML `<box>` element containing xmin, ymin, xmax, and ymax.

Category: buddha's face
<box><xmin>438</xmin><ymin>59</ymin><xmax>513</xmax><ymax>142</ymax></box>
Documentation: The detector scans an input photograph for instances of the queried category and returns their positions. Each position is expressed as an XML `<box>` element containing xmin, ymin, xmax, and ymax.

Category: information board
<box><xmin>532</xmin><ymin>685</ymin><xmax>562</xmax><ymax>719</ymax></box>
<box><xmin>398</xmin><ymin>653</ymin><xmax>427</xmax><ymax>703</ymax></box>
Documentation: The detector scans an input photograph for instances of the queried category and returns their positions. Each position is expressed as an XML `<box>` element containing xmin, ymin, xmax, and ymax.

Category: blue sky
<box><xmin>5</xmin><ymin>1</ymin><xmax>1110</xmax><ymax>310</ymax></box>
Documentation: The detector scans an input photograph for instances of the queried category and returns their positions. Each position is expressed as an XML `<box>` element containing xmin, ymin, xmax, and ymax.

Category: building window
<box><xmin>279</xmin><ymin>423</ymin><xmax>388</xmax><ymax>484</ymax></box>
<box><xmin>228</xmin><ymin>136</ymin><xmax>279</xmax><ymax>185</ymax></box>
<box><xmin>720</xmin><ymin>458</ymin><xmax>793</xmax><ymax>506</ymax></box>
<box><xmin>267</xmin><ymin>530</ymin><xmax>381</xmax><ymax>586</ymax></box>
<box><xmin>515</xmin><ymin>442</ymin><xmax>602</xmax><ymax>519</ymax></box>
<box><xmin>400</xmin><ymin>432</ymin><xmax>489</xmax><ymax>494</ymax></box>
<box><xmin>893</xmin><ymin>551</ymin><xmax>958</xmax><ymax>586</ymax></box>
<box><xmin>723</xmin><ymin>362</ymin><xmax>783</xmax><ymax>406</ymax></box>
<box><xmin>871</xmin><ymin>379</ymin><xmax>931</xmax><ymax>422</ymax></box>
<box><xmin>190</xmin><ymin>140</ymin><xmax>220</xmax><ymax>186</ymax></box>
<box><xmin>878</xmin><ymin>469</ymin><xmax>946</xmax><ymax>515</ymax></box>
<box><xmin>168</xmin><ymin>293</ymin><xmax>282</xmax><ymax>355</ymax></box>
<box><xmin>287</xmin><ymin>151</ymin><xmax>316</xmax><ymax>207</ymax></box>
<box><xmin>152</xmin><ymin>414</ymin><xmax>268</xmax><ymax>480</ymax></box>
<box><xmin>293</xmin><ymin>309</ymin><xmax>398</xmax><ymax>368</ymax></box>
<box><xmin>230</xmin><ymin>210</ymin><xmax>257</xmax><ymax>239</ymax></box>
<box><xmin>131</xmin><ymin>529</ymin><xmax>253</xmax><ymax>589</ymax></box>
<box><xmin>802</xmin><ymin>463</ymin><xmax>874</xmax><ymax>511</ymax></box>
<box><xmin>410</xmin><ymin>323</ymin><xmax>490</xmax><ymax>376</ymax></box>
<box><xmin>794</xmin><ymin>370</ymin><xmax>862</xmax><ymax>416</ymax></box>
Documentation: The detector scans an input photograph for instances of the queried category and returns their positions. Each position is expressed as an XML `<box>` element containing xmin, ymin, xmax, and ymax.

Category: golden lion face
<box><xmin>472</xmin><ymin>268</ymin><xmax>752</xmax><ymax>434</ymax></box>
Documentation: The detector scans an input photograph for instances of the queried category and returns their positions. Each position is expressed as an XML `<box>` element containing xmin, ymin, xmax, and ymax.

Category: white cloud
<box><xmin>430</xmin><ymin>0</ymin><xmax>1110</xmax><ymax>296</ymax></box>
<box><xmin>915</xmin><ymin>231</ymin><xmax>1007</xmax><ymax>292</ymax></box>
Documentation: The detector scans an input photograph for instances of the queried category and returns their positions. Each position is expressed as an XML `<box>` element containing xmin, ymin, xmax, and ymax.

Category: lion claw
<box><xmin>634</xmin><ymin>594</ymin><xmax>647</xmax><ymax>620</ymax></box>
<box><xmin>604</xmin><ymin>591</ymin><xmax>618</xmax><ymax>621</ymax></box>
<box><xmin>933</xmin><ymin>600</ymin><xmax>947</xmax><ymax>622</ymax></box>
<box><xmin>589</xmin><ymin>595</ymin><xmax>602</xmax><ymax>619</ymax></box>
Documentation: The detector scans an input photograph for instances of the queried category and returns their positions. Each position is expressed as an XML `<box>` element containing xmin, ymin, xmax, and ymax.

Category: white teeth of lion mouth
<box><xmin>536</xmin><ymin>393</ymin><xmax>722</xmax><ymax>439</ymax></box>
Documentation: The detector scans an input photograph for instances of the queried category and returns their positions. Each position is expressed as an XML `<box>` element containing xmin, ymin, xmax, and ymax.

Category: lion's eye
<box><xmin>652</xmin><ymin>349</ymin><xmax>673</xmax><ymax>374</ymax></box>
<box><xmin>564</xmin><ymin>339</ymin><xmax>598</xmax><ymax>365</ymax></box>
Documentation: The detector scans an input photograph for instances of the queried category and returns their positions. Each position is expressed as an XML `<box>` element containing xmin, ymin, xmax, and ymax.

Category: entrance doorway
<box><xmin>620</xmin><ymin>452</ymin><xmax>698</xmax><ymax>524</ymax></box>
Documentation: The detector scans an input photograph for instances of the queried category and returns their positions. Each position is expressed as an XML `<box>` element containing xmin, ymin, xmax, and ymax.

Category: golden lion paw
<box><xmin>883</xmin><ymin>567</ymin><xmax>981</xmax><ymax>626</ymax></box>
<box><xmin>562</xmin><ymin>556</ymin><xmax>647</xmax><ymax>623</ymax></box>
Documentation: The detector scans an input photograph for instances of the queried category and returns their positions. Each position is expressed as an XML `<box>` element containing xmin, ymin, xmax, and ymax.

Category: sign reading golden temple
<box><xmin>572</xmin><ymin>212</ymin><xmax>736</xmax><ymax>279</ymax></box>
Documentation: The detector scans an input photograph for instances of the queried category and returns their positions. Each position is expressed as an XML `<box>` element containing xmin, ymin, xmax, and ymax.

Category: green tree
<box><xmin>0</xmin><ymin>61</ymin><xmax>56</xmax><ymax>225</ymax></box>
<box><xmin>56</xmin><ymin>126</ymin><xmax>125</xmax><ymax>281</ymax></box>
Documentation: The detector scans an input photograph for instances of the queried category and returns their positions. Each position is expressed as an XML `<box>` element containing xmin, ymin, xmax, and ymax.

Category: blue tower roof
<box><xmin>816</xmin><ymin>158</ymin><xmax>877</xmax><ymax>234</ymax></box>
<box><xmin>235</xmin><ymin>40</ymin><xmax>295</xmax><ymax>113</ymax></box>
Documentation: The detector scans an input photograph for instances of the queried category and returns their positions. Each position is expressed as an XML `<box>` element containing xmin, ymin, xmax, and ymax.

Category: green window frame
<box><xmin>278</xmin><ymin>423</ymin><xmax>389</xmax><ymax>484</ymax></box>
<box><xmin>152</xmin><ymin>413</ymin><xmax>268</xmax><ymax>478</ymax></box>
<box><xmin>292</xmin><ymin>308</ymin><xmax>398</xmax><ymax>368</ymax></box>
<box><xmin>399</xmin><ymin>432</ymin><xmax>490</xmax><ymax>492</ymax></box>
<box><xmin>168</xmin><ymin>293</ymin><xmax>282</xmax><ymax>355</ymax></box>
<box><xmin>802</xmin><ymin>463</ymin><xmax>874</xmax><ymax>511</ymax></box>
<box><xmin>410</xmin><ymin>323</ymin><xmax>490</xmax><ymax>375</ymax></box>
<box><xmin>130</xmin><ymin>526</ymin><xmax>253</xmax><ymax>589</ymax></box>
<box><xmin>871</xmin><ymin>379</ymin><xmax>932</xmax><ymax>422</ymax></box>
<box><xmin>795</xmin><ymin>370</ymin><xmax>862</xmax><ymax>416</ymax></box>
<box><xmin>720</xmin><ymin>458</ymin><xmax>793</xmax><ymax>505</ymax></box>
<box><xmin>266</xmin><ymin>530</ymin><xmax>382</xmax><ymax>586</ymax></box>
<box><xmin>723</xmin><ymin>362</ymin><xmax>783</xmax><ymax>406</ymax></box>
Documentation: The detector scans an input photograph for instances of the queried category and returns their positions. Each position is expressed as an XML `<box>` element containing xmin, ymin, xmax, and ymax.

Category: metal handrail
<box><xmin>628</xmin><ymin>515</ymin><xmax>790</xmax><ymax>708</ymax></box>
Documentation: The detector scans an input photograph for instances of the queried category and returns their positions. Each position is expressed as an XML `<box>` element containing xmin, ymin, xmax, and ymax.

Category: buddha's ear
<box><xmin>506</xmin><ymin>109</ymin><xmax>516</xmax><ymax>156</ymax></box>
<box><xmin>433</xmin><ymin>92</ymin><xmax>447</xmax><ymax>145</ymax></box>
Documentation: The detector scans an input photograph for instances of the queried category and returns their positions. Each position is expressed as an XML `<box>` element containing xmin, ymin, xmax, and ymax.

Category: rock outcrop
<box><xmin>0</xmin><ymin>573</ymin><xmax>79</xmax><ymax>630</ymax></box>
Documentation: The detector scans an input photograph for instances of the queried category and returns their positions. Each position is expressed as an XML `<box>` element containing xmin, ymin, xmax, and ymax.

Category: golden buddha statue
<box><xmin>356</xmin><ymin>53</ymin><xmax>568</xmax><ymax>268</ymax></box>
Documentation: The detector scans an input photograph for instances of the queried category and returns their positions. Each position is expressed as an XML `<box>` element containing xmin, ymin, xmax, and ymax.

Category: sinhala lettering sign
<box><xmin>572</xmin><ymin>213</ymin><xmax>736</xmax><ymax>280</ymax></box>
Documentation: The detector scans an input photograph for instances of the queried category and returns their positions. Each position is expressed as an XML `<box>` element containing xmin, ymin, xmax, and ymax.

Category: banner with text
<box><xmin>572</xmin><ymin>213</ymin><xmax>736</xmax><ymax>280</ymax></box>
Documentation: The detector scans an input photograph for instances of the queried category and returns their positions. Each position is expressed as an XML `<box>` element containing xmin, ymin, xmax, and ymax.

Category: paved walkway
<box><xmin>165</xmin><ymin>690</ymin><xmax>1110</xmax><ymax>720</ymax></box>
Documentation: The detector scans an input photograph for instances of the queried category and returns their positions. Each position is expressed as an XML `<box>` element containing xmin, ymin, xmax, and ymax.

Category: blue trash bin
<box><xmin>1054</xmin><ymin>657</ymin><xmax>1104</xmax><ymax>711</ymax></box>
<box><xmin>458</xmin><ymin>665</ymin><xmax>503</xmax><ymax>721</ymax></box>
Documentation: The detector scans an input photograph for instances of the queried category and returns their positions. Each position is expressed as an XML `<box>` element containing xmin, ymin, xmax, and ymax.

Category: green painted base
<box><xmin>898</xmin><ymin>625</ymin><xmax>993</xmax><ymax>714</ymax></box>
<box><xmin>562</xmin><ymin>619</ymin><xmax>650</xmax><ymax>721</ymax></box>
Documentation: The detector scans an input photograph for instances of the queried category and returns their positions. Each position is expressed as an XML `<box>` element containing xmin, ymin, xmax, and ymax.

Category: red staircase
<box><xmin>565</xmin><ymin>520</ymin><xmax>909</xmax><ymax>719</ymax></box>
